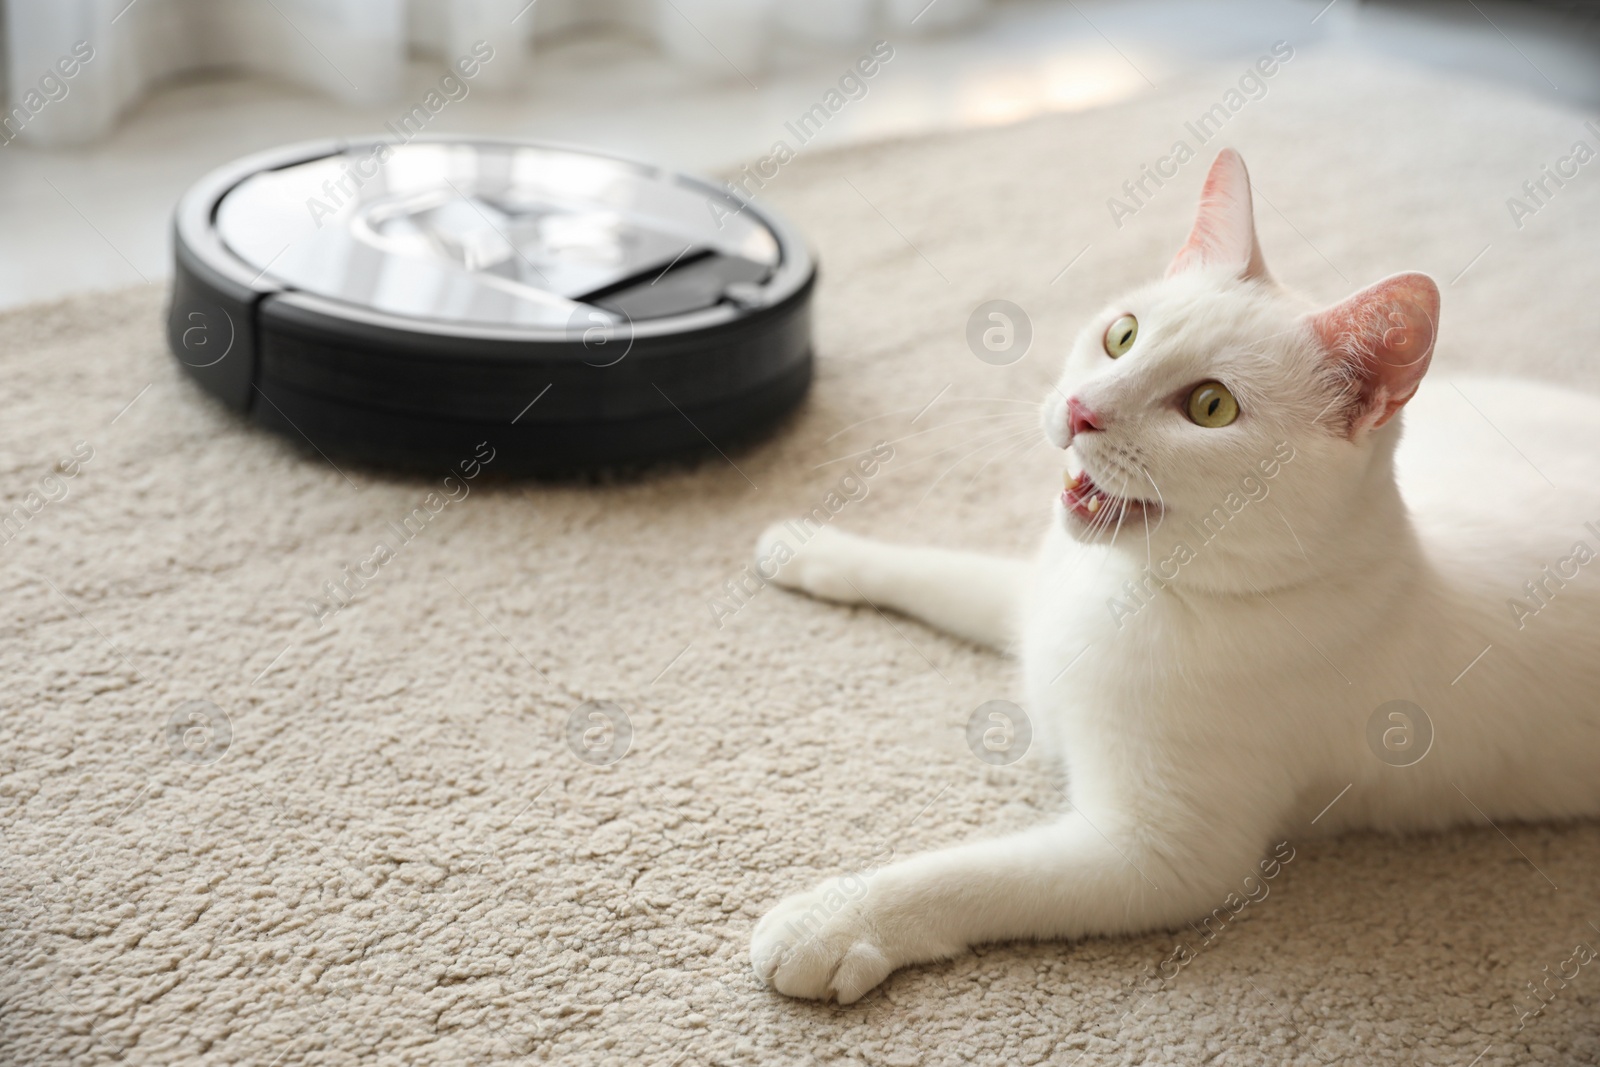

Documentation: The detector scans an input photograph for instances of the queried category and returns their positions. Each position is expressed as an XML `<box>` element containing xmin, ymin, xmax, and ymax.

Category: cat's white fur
<box><xmin>748</xmin><ymin>149</ymin><xmax>1600</xmax><ymax>1003</ymax></box>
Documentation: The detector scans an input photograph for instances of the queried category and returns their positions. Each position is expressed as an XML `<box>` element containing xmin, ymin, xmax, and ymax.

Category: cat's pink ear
<box><xmin>1306</xmin><ymin>272</ymin><xmax>1440</xmax><ymax>434</ymax></box>
<box><xmin>1167</xmin><ymin>149</ymin><xmax>1270</xmax><ymax>281</ymax></box>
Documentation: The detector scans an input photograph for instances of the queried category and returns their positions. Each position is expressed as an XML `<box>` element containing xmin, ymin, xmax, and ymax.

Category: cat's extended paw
<box><xmin>750</xmin><ymin>882</ymin><xmax>897</xmax><ymax>1003</ymax></box>
<box><xmin>754</xmin><ymin>522</ymin><xmax>863</xmax><ymax>604</ymax></box>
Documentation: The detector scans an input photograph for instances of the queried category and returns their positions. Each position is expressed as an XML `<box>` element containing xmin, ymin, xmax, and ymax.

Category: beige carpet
<box><xmin>4</xmin><ymin>43</ymin><xmax>1600</xmax><ymax>1067</ymax></box>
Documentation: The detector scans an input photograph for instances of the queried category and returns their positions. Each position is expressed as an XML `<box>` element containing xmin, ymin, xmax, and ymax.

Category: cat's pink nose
<box><xmin>1066</xmin><ymin>397</ymin><xmax>1104</xmax><ymax>438</ymax></box>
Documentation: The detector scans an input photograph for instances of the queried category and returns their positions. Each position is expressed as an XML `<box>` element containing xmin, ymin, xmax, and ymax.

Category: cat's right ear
<box><xmin>1167</xmin><ymin>148</ymin><xmax>1270</xmax><ymax>282</ymax></box>
<box><xmin>1306</xmin><ymin>272</ymin><xmax>1440</xmax><ymax>436</ymax></box>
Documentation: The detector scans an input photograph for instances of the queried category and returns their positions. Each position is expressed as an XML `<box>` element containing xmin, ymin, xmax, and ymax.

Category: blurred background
<box><xmin>2</xmin><ymin>0</ymin><xmax>1599</xmax><ymax>312</ymax></box>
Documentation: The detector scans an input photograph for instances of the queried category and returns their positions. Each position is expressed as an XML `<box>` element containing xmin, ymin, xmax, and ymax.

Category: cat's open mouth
<box><xmin>1061</xmin><ymin>467</ymin><xmax>1157</xmax><ymax>529</ymax></box>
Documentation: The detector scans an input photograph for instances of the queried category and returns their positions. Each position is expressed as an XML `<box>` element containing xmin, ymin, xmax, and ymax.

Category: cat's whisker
<box><xmin>821</xmin><ymin>396</ymin><xmax>1046</xmax><ymax>444</ymax></box>
<box><xmin>1081</xmin><ymin>476</ymin><xmax>1125</xmax><ymax>546</ymax></box>
<box><xmin>955</xmin><ymin>397</ymin><xmax>1046</xmax><ymax>407</ymax></box>
<box><xmin>1273</xmin><ymin>504</ymin><xmax>1310</xmax><ymax>566</ymax></box>
<box><xmin>891</xmin><ymin>420</ymin><xmax>1041</xmax><ymax>477</ymax></box>
<box><xmin>1139</xmin><ymin>465</ymin><xmax>1167</xmax><ymax>534</ymax></box>
<box><xmin>1105</xmin><ymin>473</ymin><xmax>1133</xmax><ymax>551</ymax></box>
<box><xmin>1141</xmin><ymin>490</ymin><xmax>1153</xmax><ymax>570</ymax></box>
<box><xmin>915</xmin><ymin>425</ymin><xmax>1040</xmax><ymax>509</ymax></box>
<box><xmin>813</xmin><ymin>412</ymin><xmax>1037</xmax><ymax>469</ymax></box>
<box><xmin>963</xmin><ymin>428</ymin><xmax>1045</xmax><ymax>493</ymax></box>
<box><xmin>1094</xmin><ymin>496</ymin><xmax>1122</xmax><ymax>541</ymax></box>
<box><xmin>822</xmin><ymin>403</ymin><xmax>937</xmax><ymax>443</ymax></box>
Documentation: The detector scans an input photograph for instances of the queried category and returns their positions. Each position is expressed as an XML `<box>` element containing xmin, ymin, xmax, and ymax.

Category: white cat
<box><xmin>748</xmin><ymin>149</ymin><xmax>1600</xmax><ymax>1003</ymax></box>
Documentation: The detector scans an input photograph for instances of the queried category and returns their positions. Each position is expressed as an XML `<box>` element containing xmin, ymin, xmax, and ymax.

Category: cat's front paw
<box><xmin>754</xmin><ymin>522</ymin><xmax>863</xmax><ymax>604</ymax></box>
<box><xmin>750</xmin><ymin>881</ymin><xmax>898</xmax><ymax>1003</ymax></box>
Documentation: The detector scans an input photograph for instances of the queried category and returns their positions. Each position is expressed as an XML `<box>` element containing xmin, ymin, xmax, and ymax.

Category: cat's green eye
<box><xmin>1186</xmin><ymin>381</ymin><xmax>1239</xmax><ymax>428</ymax></box>
<box><xmin>1103</xmin><ymin>314</ymin><xmax>1138</xmax><ymax>358</ymax></box>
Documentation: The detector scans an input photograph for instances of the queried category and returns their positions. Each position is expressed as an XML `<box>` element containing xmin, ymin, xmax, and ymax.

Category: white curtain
<box><xmin>1</xmin><ymin>0</ymin><xmax>990</xmax><ymax>147</ymax></box>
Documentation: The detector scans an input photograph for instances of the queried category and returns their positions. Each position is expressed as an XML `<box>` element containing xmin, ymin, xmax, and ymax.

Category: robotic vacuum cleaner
<box><xmin>167</xmin><ymin>136</ymin><xmax>816</xmax><ymax>475</ymax></box>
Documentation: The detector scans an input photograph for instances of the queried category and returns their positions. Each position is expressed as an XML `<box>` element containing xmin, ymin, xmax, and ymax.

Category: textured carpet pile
<box><xmin>3</xmin><ymin>43</ymin><xmax>1599</xmax><ymax>1066</ymax></box>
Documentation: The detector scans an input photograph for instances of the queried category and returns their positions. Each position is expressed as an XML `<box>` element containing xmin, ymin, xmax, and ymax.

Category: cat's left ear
<box><xmin>1167</xmin><ymin>149</ymin><xmax>1270</xmax><ymax>282</ymax></box>
<box><xmin>1306</xmin><ymin>271</ymin><xmax>1440</xmax><ymax>435</ymax></box>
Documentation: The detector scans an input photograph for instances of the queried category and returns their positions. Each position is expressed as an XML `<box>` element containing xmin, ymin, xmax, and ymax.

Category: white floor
<box><xmin>1</xmin><ymin>0</ymin><xmax>1596</xmax><ymax>312</ymax></box>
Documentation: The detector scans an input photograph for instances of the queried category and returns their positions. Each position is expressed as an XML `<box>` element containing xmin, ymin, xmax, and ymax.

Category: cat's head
<box><xmin>1042</xmin><ymin>149</ymin><xmax>1439</xmax><ymax>589</ymax></box>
